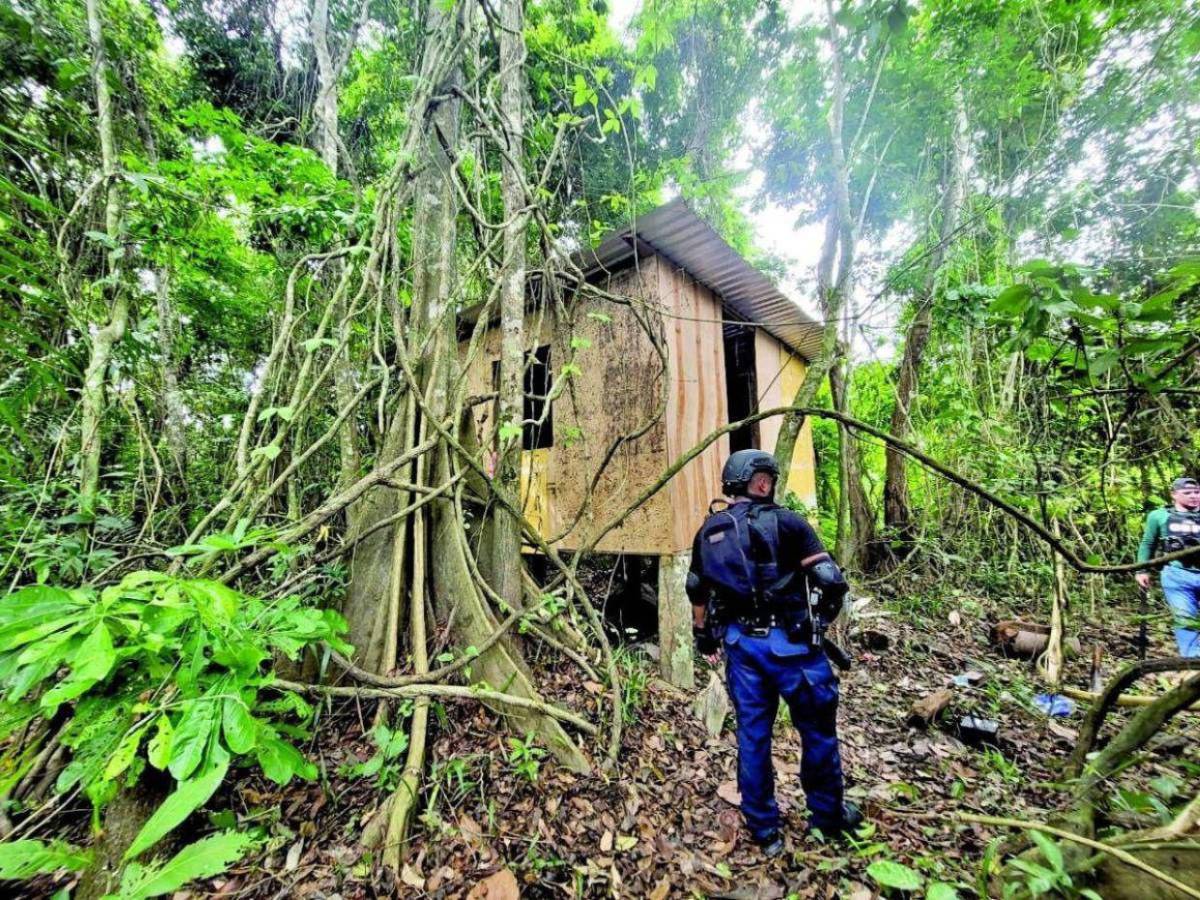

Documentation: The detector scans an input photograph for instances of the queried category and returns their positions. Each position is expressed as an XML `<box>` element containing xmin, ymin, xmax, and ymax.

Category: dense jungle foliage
<box><xmin>0</xmin><ymin>0</ymin><xmax>1197</xmax><ymax>896</ymax></box>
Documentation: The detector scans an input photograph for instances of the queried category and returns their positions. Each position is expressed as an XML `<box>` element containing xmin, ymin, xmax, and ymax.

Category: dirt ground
<box><xmin>22</xmin><ymin>588</ymin><xmax>1200</xmax><ymax>899</ymax></box>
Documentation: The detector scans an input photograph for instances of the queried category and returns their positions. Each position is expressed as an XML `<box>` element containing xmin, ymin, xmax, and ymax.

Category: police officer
<box><xmin>1136</xmin><ymin>476</ymin><xmax>1200</xmax><ymax>657</ymax></box>
<box><xmin>688</xmin><ymin>449</ymin><xmax>862</xmax><ymax>856</ymax></box>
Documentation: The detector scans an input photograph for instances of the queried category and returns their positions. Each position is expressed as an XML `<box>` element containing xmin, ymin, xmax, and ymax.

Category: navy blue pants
<box><xmin>723</xmin><ymin>624</ymin><xmax>845</xmax><ymax>840</ymax></box>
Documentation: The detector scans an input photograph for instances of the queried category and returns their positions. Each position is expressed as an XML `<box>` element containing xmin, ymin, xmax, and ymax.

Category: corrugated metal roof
<box><xmin>581</xmin><ymin>198</ymin><xmax>824</xmax><ymax>360</ymax></box>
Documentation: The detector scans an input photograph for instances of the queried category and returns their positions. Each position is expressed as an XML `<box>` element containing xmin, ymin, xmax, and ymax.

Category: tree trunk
<box><xmin>829</xmin><ymin>352</ymin><xmax>874</xmax><ymax>569</ymax></box>
<box><xmin>75</xmin><ymin>777</ymin><xmax>167</xmax><ymax>900</ymax></box>
<box><xmin>79</xmin><ymin>0</ymin><xmax>128</xmax><ymax>521</ymax></box>
<box><xmin>311</xmin><ymin>0</ymin><xmax>361</xmax><ymax>494</ymax></box>
<box><xmin>346</xmin><ymin>1</ymin><xmax>588</xmax><ymax>773</ymax></box>
<box><xmin>882</xmin><ymin>90</ymin><xmax>968</xmax><ymax>556</ymax></box>
<box><xmin>491</xmin><ymin>0</ymin><xmax>529</xmax><ymax>611</ymax></box>
<box><xmin>775</xmin><ymin>1</ymin><xmax>855</xmax><ymax>499</ymax></box>
<box><xmin>128</xmin><ymin>66</ymin><xmax>186</xmax><ymax>482</ymax></box>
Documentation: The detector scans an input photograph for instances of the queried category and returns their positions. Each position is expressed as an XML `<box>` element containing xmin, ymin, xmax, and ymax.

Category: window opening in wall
<box><xmin>492</xmin><ymin>344</ymin><xmax>554</xmax><ymax>451</ymax></box>
<box><xmin>723</xmin><ymin>323</ymin><xmax>760</xmax><ymax>453</ymax></box>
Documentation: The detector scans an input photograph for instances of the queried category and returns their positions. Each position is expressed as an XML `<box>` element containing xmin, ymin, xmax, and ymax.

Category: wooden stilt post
<box><xmin>658</xmin><ymin>551</ymin><xmax>695</xmax><ymax>689</ymax></box>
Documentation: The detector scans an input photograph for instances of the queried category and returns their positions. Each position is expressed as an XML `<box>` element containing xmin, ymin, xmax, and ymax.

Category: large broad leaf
<box><xmin>867</xmin><ymin>860</ymin><xmax>924</xmax><ymax>892</ymax></box>
<box><xmin>0</xmin><ymin>838</ymin><xmax>91</xmax><ymax>879</ymax></box>
<box><xmin>110</xmin><ymin>831</ymin><xmax>257</xmax><ymax>899</ymax></box>
<box><xmin>168</xmin><ymin>697</ymin><xmax>218</xmax><ymax>780</ymax></box>
<box><xmin>0</xmin><ymin>585</ymin><xmax>78</xmax><ymax>651</ymax></box>
<box><xmin>222</xmin><ymin>696</ymin><xmax>258</xmax><ymax>755</ymax></box>
<box><xmin>1027</xmin><ymin>829</ymin><xmax>1064</xmax><ymax>873</ymax></box>
<box><xmin>182</xmin><ymin>580</ymin><xmax>240</xmax><ymax>624</ymax></box>
<box><xmin>125</xmin><ymin>759</ymin><xmax>229</xmax><ymax>860</ymax></box>
<box><xmin>41</xmin><ymin>622</ymin><xmax>116</xmax><ymax>710</ymax></box>
<box><xmin>256</xmin><ymin>737</ymin><xmax>315</xmax><ymax>785</ymax></box>
<box><xmin>990</xmin><ymin>284</ymin><xmax>1032</xmax><ymax>316</ymax></box>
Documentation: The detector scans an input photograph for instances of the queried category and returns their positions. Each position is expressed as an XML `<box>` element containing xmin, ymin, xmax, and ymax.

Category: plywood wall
<box><xmin>655</xmin><ymin>260</ymin><xmax>731</xmax><ymax>553</ymax></box>
<box><xmin>460</xmin><ymin>257</ymin><xmax>676</xmax><ymax>555</ymax></box>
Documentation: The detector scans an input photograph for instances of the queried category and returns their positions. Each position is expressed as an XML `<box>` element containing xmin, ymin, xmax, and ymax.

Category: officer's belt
<box><xmin>733</xmin><ymin>612</ymin><xmax>811</xmax><ymax>636</ymax></box>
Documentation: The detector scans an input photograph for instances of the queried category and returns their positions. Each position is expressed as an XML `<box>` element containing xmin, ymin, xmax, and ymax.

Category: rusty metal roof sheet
<box><xmin>582</xmin><ymin>198</ymin><xmax>823</xmax><ymax>360</ymax></box>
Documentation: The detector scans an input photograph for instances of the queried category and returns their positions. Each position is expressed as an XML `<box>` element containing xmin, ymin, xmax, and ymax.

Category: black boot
<box><xmin>814</xmin><ymin>802</ymin><xmax>864</xmax><ymax>840</ymax></box>
<box><xmin>754</xmin><ymin>830</ymin><xmax>785</xmax><ymax>858</ymax></box>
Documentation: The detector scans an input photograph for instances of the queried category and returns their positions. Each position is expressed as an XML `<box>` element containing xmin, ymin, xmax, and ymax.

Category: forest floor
<box><xmin>24</xmin><ymin>585</ymin><xmax>1200</xmax><ymax>899</ymax></box>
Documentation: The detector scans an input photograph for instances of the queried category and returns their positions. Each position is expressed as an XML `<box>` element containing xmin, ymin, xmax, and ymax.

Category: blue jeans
<box><xmin>723</xmin><ymin>624</ymin><xmax>845</xmax><ymax>841</ymax></box>
<box><xmin>1161</xmin><ymin>566</ymin><xmax>1200</xmax><ymax>658</ymax></box>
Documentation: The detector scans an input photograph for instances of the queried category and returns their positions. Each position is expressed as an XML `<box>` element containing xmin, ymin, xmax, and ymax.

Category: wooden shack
<box><xmin>460</xmin><ymin>199</ymin><xmax>823</xmax><ymax>687</ymax></box>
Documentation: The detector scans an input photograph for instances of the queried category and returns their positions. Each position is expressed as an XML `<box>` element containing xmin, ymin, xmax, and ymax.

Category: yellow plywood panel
<box><xmin>754</xmin><ymin>330</ymin><xmax>784</xmax><ymax>454</ymax></box>
<box><xmin>779</xmin><ymin>352</ymin><xmax>817</xmax><ymax>509</ymax></box>
<box><xmin>519</xmin><ymin>448</ymin><xmax>550</xmax><ymax>540</ymax></box>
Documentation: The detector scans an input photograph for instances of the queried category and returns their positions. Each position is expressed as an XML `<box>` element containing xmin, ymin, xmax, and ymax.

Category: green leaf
<box><xmin>1027</xmin><ymin>829</ymin><xmax>1064</xmax><ymax>873</ymax></box>
<box><xmin>222</xmin><ymin>697</ymin><xmax>258</xmax><ymax>755</ymax></box>
<box><xmin>978</xmin><ymin>836</ymin><xmax>1003</xmax><ymax>899</ymax></box>
<box><xmin>0</xmin><ymin>585</ymin><xmax>77</xmax><ymax>651</ymax></box>
<box><xmin>0</xmin><ymin>839</ymin><xmax>91</xmax><ymax>879</ymax></box>
<box><xmin>301</xmin><ymin>337</ymin><xmax>338</xmax><ymax>352</ymax></box>
<box><xmin>256</xmin><ymin>738</ymin><xmax>315</xmax><ymax>785</ymax></box>
<box><xmin>571</xmin><ymin>74</ymin><xmax>596</xmax><ymax>108</ymax></box>
<box><xmin>255</xmin><ymin>406</ymin><xmax>295</xmax><ymax>424</ymax></box>
<box><xmin>925</xmin><ymin>883</ymin><xmax>960</xmax><ymax>900</ymax></box>
<box><xmin>84</xmin><ymin>230</ymin><xmax>118</xmax><ymax>250</ymax></box>
<box><xmin>124</xmin><ymin>760</ymin><xmax>229</xmax><ymax>860</ymax></box>
<box><xmin>991</xmin><ymin>284</ymin><xmax>1032</xmax><ymax>316</ymax></box>
<box><xmin>104</xmin><ymin>722</ymin><xmax>151</xmax><ymax>781</ymax></box>
<box><xmin>112</xmin><ymin>831</ymin><xmax>257</xmax><ymax>899</ymax></box>
<box><xmin>169</xmin><ymin>698</ymin><xmax>218</xmax><ymax>781</ymax></box>
<box><xmin>41</xmin><ymin>622</ymin><xmax>116</xmax><ymax>710</ymax></box>
<box><xmin>867</xmin><ymin>860</ymin><xmax>924</xmax><ymax>892</ymax></box>
<box><xmin>251</xmin><ymin>443</ymin><xmax>282</xmax><ymax>462</ymax></box>
<box><xmin>147</xmin><ymin>715</ymin><xmax>173</xmax><ymax>770</ymax></box>
<box><xmin>1149</xmin><ymin>774</ymin><xmax>1181</xmax><ymax>800</ymax></box>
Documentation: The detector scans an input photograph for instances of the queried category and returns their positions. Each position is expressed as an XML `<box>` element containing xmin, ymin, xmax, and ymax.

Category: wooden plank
<box><xmin>664</xmin><ymin>274</ymin><xmax>729</xmax><ymax>552</ymax></box>
<box><xmin>543</xmin><ymin>260</ymin><xmax>674</xmax><ymax>555</ymax></box>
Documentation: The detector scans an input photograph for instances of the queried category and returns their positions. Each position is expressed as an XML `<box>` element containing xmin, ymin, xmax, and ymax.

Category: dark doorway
<box><xmin>723</xmin><ymin>323</ymin><xmax>761</xmax><ymax>452</ymax></box>
<box><xmin>575</xmin><ymin>553</ymin><xmax>660</xmax><ymax>644</ymax></box>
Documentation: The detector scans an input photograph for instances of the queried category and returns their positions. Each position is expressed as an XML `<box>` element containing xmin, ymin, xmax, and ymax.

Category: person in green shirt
<box><xmin>1136</xmin><ymin>476</ymin><xmax>1200</xmax><ymax>657</ymax></box>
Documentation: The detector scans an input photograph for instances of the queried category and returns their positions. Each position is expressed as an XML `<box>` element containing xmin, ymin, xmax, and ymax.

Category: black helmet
<box><xmin>722</xmin><ymin>449</ymin><xmax>780</xmax><ymax>496</ymax></box>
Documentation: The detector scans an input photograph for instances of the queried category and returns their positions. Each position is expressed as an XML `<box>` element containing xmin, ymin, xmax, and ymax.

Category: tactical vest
<box><xmin>695</xmin><ymin>501</ymin><xmax>805</xmax><ymax>626</ymax></box>
<box><xmin>1164</xmin><ymin>508</ymin><xmax>1200</xmax><ymax>563</ymax></box>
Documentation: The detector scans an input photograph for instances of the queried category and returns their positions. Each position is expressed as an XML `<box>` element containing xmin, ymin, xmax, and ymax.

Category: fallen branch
<box><xmin>956</xmin><ymin>812</ymin><xmax>1200</xmax><ymax>900</ymax></box>
<box><xmin>1066</xmin><ymin>658</ymin><xmax>1200</xmax><ymax>776</ymax></box>
<box><xmin>272</xmin><ymin>678</ymin><xmax>597</xmax><ymax>736</ymax></box>
<box><xmin>1115</xmin><ymin>791</ymin><xmax>1200</xmax><ymax>846</ymax></box>
<box><xmin>1070</xmin><ymin>673</ymin><xmax>1200</xmax><ymax>809</ymax></box>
